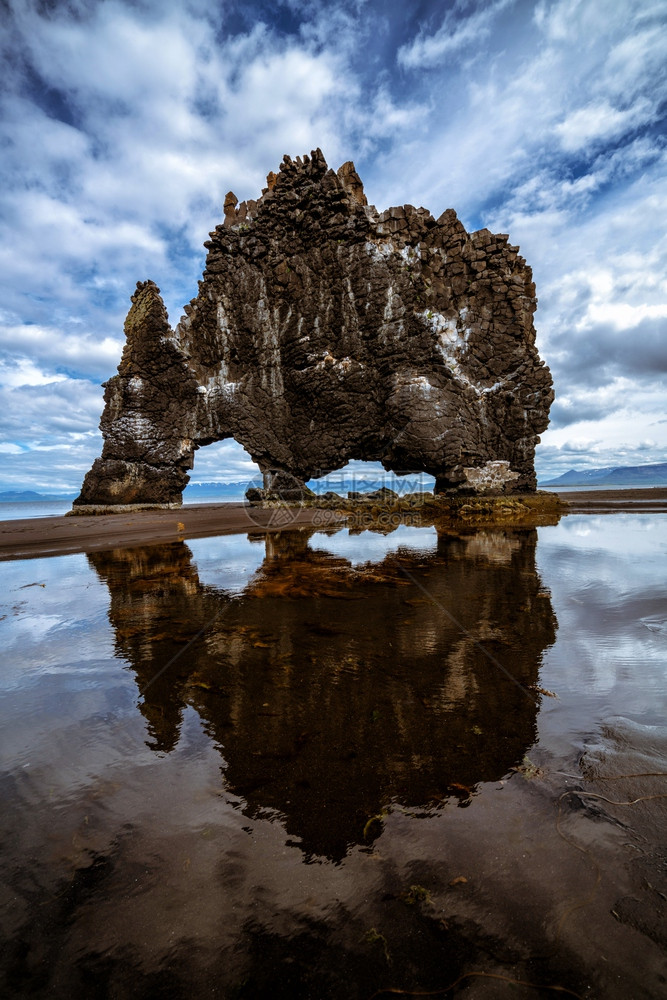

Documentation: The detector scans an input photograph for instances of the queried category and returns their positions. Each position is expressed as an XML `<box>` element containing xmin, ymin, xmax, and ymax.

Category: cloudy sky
<box><xmin>1</xmin><ymin>0</ymin><xmax>665</xmax><ymax>492</ymax></box>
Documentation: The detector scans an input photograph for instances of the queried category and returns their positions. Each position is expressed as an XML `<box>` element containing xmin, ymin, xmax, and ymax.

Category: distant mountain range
<box><xmin>184</xmin><ymin>475</ymin><xmax>435</xmax><ymax>496</ymax></box>
<box><xmin>184</xmin><ymin>482</ymin><xmax>248</xmax><ymax>496</ymax></box>
<box><xmin>542</xmin><ymin>462</ymin><xmax>667</xmax><ymax>487</ymax></box>
<box><xmin>3</xmin><ymin>464</ymin><xmax>664</xmax><ymax>501</ymax></box>
<box><xmin>0</xmin><ymin>478</ymin><xmax>429</xmax><ymax>503</ymax></box>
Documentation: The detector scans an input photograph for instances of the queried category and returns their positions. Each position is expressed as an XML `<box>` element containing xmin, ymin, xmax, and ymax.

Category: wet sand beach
<box><xmin>553</xmin><ymin>486</ymin><xmax>667</xmax><ymax>512</ymax></box>
<box><xmin>1</xmin><ymin>489</ymin><xmax>666</xmax><ymax>560</ymax></box>
<box><xmin>0</xmin><ymin>503</ymin><xmax>337</xmax><ymax>561</ymax></box>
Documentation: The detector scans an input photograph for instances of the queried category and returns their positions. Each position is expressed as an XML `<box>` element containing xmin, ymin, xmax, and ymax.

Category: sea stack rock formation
<box><xmin>74</xmin><ymin>149</ymin><xmax>553</xmax><ymax>508</ymax></box>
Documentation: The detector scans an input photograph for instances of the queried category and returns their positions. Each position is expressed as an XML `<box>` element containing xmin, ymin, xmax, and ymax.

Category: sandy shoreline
<box><xmin>0</xmin><ymin>502</ymin><xmax>338</xmax><ymax>562</ymax></box>
<box><xmin>1</xmin><ymin>489</ymin><xmax>666</xmax><ymax>561</ymax></box>
<box><xmin>552</xmin><ymin>486</ymin><xmax>667</xmax><ymax>512</ymax></box>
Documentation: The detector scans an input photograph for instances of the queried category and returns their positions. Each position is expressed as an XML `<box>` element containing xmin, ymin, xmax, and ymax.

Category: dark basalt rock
<box><xmin>74</xmin><ymin>149</ymin><xmax>553</xmax><ymax>508</ymax></box>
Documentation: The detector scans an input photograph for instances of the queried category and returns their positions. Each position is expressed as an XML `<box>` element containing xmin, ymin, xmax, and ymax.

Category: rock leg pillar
<box><xmin>73</xmin><ymin>281</ymin><xmax>199</xmax><ymax>509</ymax></box>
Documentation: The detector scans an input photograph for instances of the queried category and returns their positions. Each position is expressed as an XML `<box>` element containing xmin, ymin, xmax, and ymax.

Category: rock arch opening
<box><xmin>184</xmin><ymin>440</ymin><xmax>261</xmax><ymax>502</ymax></box>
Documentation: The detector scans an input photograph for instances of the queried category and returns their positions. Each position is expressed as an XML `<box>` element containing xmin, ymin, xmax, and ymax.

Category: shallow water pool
<box><xmin>1</xmin><ymin>515</ymin><xmax>665</xmax><ymax>998</ymax></box>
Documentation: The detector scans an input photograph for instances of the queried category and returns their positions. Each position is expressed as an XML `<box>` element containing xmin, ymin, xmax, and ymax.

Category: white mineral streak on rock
<box><xmin>219</xmin><ymin>356</ymin><xmax>232</xmax><ymax>381</ymax></box>
<box><xmin>417</xmin><ymin>309</ymin><xmax>513</xmax><ymax>400</ymax></box>
<box><xmin>177</xmin><ymin>437</ymin><xmax>193</xmax><ymax>458</ymax></box>
<box><xmin>410</xmin><ymin>375</ymin><xmax>432</xmax><ymax>396</ymax></box>
<box><xmin>365</xmin><ymin>240</ymin><xmax>394</xmax><ymax>261</ymax></box>
<box><xmin>383</xmin><ymin>285</ymin><xmax>396</xmax><ymax>321</ymax></box>
<box><xmin>281</xmin><ymin>305</ymin><xmax>293</xmax><ymax>331</ymax></box>
<box><xmin>213</xmin><ymin>376</ymin><xmax>237</xmax><ymax>399</ymax></box>
<box><xmin>217</xmin><ymin>301</ymin><xmax>231</xmax><ymax>334</ymax></box>
<box><xmin>462</xmin><ymin>461</ymin><xmax>520</xmax><ymax>493</ymax></box>
<box><xmin>256</xmin><ymin>283</ymin><xmax>284</xmax><ymax>396</ymax></box>
<box><xmin>417</xmin><ymin>309</ymin><xmax>470</xmax><ymax>368</ymax></box>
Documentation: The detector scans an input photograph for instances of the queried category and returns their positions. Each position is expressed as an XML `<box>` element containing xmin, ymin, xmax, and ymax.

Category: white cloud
<box><xmin>10</xmin><ymin>1</ymin><xmax>204</xmax><ymax>105</ymax></box>
<box><xmin>533</xmin><ymin>0</ymin><xmax>658</xmax><ymax>45</ymax></box>
<box><xmin>0</xmin><ymin>378</ymin><xmax>103</xmax><ymax>439</ymax></box>
<box><xmin>0</xmin><ymin>358</ymin><xmax>67</xmax><ymax>389</ymax></box>
<box><xmin>0</xmin><ymin>323</ymin><xmax>123</xmax><ymax>381</ymax></box>
<box><xmin>584</xmin><ymin>302</ymin><xmax>667</xmax><ymax>330</ymax></box>
<box><xmin>398</xmin><ymin>0</ymin><xmax>516</xmax><ymax>69</ymax></box>
<box><xmin>378</xmin><ymin>0</ymin><xmax>665</xmax><ymax>218</ymax></box>
<box><xmin>0</xmin><ymin>374</ymin><xmax>104</xmax><ymax>491</ymax></box>
<box><xmin>537</xmin><ymin>381</ymin><xmax>667</xmax><ymax>478</ymax></box>
<box><xmin>554</xmin><ymin>98</ymin><xmax>654</xmax><ymax>153</ymax></box>
<box><xmin>604</xmin><ymin>25</ymin><xmax>667</xmax><ymax>99</ymax></box>
<box><xmin>188</xmin><ymin>440</ymin><xmax>261</xmax><ymax>485</ymax></box>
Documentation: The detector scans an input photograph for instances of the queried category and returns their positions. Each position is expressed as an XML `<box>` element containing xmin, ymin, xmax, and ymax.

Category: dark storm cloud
<box><xmin>552</xmin><ymin>316</ymin><xmax>667</xmax><ymax>389</ymax></box>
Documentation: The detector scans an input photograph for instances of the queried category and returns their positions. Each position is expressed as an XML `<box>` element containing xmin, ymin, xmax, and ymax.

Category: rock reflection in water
<box><xmin>89</xmin><ymin>526</ymin><xmax>556</xmax><ymax>861</ymax></box>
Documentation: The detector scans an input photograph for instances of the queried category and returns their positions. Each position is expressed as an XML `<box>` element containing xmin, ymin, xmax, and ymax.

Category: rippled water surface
<box><xmin>1</xmin><ymin>516</ymin><xmax>666</xmax><ymax>999</ymax></box>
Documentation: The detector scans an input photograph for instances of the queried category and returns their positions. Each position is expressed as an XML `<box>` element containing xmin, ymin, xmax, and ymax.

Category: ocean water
<box><xmin>0</xmin><ymin>515</ymin><xmax>665</xmax><ymax>998</ymax></box>
<box><xmin>0</xmin><ymin>499</ymin><xmax>75</xmax><ymax>520</ymax></box>
<box><xmin>0</xmin><ymin>496</ymin><xmax>250</xmax><ymax>521</ymax></box>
